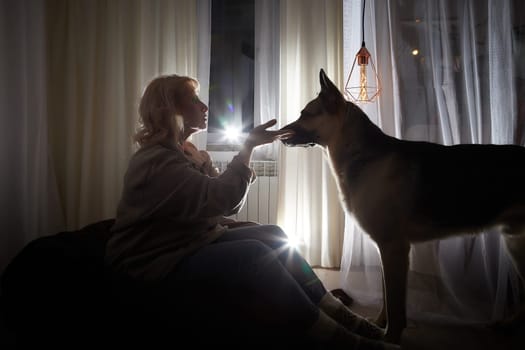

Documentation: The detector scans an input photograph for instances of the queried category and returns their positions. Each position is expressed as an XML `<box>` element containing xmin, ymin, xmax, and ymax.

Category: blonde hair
<box><xmin>134</xmin><ymin>74</ymin><xmax>199</xmax><ymax>147</ymax></box>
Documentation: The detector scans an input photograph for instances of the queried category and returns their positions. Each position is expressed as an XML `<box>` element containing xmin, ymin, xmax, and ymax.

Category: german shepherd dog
<box><xmin>281</xmin><ymin>69</ymin><xmax>525</xmax><ymax>343</ymax></box>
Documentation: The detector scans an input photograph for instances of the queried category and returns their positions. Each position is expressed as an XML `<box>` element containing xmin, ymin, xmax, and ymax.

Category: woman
<box><xmin>105</xmin><ymin>74</ymin><xmax>400</xmax><ymax>349</ymax></box>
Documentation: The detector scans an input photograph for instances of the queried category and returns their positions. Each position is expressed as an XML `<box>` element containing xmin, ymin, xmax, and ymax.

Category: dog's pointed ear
<box><xmin>319</xmin><ymin>69</ymin><xmax>331</xmax><ymax>91</ymax></box>
<box><xmin>319</xmin><ymin>68</ymin><xmax>344</xmax><ymax>113</ymax></box>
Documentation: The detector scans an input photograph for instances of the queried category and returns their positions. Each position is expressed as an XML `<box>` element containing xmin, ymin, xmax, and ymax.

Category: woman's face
<box><xmin>178</xmin><ymin>84</ymin><xmax>209</xmax><ymax>136</ymax></box>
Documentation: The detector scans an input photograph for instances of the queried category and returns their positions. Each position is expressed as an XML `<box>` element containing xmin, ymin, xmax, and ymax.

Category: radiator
<box><xmin>213</xmin><ymin>160</ymin><xmax>279</xmax><ymax>224</ymax></box>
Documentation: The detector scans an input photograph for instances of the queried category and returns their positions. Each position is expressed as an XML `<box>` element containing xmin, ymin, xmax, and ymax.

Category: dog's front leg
<box><xmin>374</xmin><ymin>276</ymin><xmax>387</xmax><ymax>328</ymax></box>
<box><xmin>378</xmin><ymin>240</ymin><xmax>410</xmax><ymax>344</ymax></box>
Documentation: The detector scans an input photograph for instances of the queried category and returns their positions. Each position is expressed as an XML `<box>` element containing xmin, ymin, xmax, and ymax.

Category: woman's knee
<box><xmin>255</xmin><ymin>225</ymin><xmax>289</xmax><ymax>249</ymax></box>
<box><xmin>261</xmin><ymin>225</ymin><xmax>288</xmax><ymax>239</ymax></box>
<box><xmin>226</xmin><ymin>240</ymin><xmax>284</xmax><ymax>276</ymax></box>
<box><xmin>242</xmin><ymin>238</ymin><xmax>272</xmax><ymax>250</ymax></box>
<box><xmin>172</xmin><ymin>239</ymin><xmax>276</xmax><ymax>283</ymax></box>
<box><xmin>233</xmin><ymin>239</ymin><xmax>275</xmax><ymax>261</ymax></box>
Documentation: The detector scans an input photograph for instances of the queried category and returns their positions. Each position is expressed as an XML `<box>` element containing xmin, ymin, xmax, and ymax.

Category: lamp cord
<box><xmin>361</xmin><ymin>0</ymin><xmax>366</xmax><ymax>47</ymax></box>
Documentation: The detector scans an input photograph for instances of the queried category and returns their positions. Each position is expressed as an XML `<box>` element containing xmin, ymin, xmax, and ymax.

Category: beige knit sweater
<box><xmin>105</xmin><ymin>141</ymin><xmax>255</xmax><ymax>280</ymax></box>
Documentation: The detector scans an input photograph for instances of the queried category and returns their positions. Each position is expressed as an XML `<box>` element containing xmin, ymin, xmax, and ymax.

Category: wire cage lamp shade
<box><xmin>344</xmin><ymin>44</ymin><xmax>381</xmax><ymax>102</ymax></box>
<box><xmin>344</xmin><ymin>0</ymin><xmax>381</xmax><ymax>103</ymax></box>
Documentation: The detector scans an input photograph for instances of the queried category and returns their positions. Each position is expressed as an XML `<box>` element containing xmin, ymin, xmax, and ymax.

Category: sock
<box><xmin>307</xmin><ymin>310</ymin><xmax>339</xmax><ymax>342</ymax></box>
<box><xmin>308</xmin><ymin>310</ymin><xmax>401</xmax><ymax>350</ymax></box>
<box><xmin>332</xmin><ymin>327</ymin><xmax>401</xmax><ymax>350</ymax></box>
<box><xmin>318</xmin><ymin>292</ymin><xmax>385</xmax><ymax>340</ymax></box>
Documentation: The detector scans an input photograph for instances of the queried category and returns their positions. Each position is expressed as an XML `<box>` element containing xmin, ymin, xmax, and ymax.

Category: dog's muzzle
<box><xmin>280</xmin><ymin>123</ymin><xmax>318</xmax><ymax>147</ymax></box>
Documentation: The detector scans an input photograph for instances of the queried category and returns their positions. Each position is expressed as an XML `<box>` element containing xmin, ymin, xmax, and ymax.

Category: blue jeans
<box><xmin>216</xmin><ymin>224</ymin><xmax>327</xmax><ymax>304</ymax></box>
<box><xmin>164</xmin><ymin>225</ymin><xmax>327</xmax><ymax>337</ymax></box>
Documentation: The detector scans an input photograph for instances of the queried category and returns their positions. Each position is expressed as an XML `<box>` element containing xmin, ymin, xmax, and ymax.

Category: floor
<box><xmin>314</xmin><ymin>268</ymin><xmax>524</xmax><ymax>350</ymax></box>
<box><xmin>0</xmin><ymin>302</ymin><xmax>15</xmax><ymax>349</ymax></box>
<box><xmin>1</xmin><ymin>268</ymin><xmax>523</xmax><ymax>349</ymax></box>
<box><xmin>0</xmin><ymin>269</ymin><xmax>338</xmax><ymax>349</ymax></box>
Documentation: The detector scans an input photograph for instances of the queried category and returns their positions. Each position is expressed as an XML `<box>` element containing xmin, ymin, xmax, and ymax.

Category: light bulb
<box><xmin>358</xmin><ymin>64</ymin><xmax>369</xmax><ymax>101</ymax></box>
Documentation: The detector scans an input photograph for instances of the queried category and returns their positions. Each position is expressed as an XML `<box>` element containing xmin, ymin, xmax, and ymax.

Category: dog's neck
<box><xmin>327</xmin><ymin>102</ymin><xmax>388</xmax><ymax>165</ymax></box>
<box><xmin>323</xmin><ymin>103</ymin><xmax>392</xmax><ymax>213</ymax></box>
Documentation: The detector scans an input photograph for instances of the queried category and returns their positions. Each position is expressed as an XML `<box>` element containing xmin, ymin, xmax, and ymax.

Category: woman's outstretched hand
<box><xmin>244</xmin><ymin>119</ymin><xmax>294</xmax><ymax>149</ymax></box>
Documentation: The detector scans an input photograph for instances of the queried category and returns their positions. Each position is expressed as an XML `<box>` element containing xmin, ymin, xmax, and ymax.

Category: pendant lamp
<box><xmin>344</xmin><ymin>0</ymin><xmax>381</xmax><ymax>103</ymax></box>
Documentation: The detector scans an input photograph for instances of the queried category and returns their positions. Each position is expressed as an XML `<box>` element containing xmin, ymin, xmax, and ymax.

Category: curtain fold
<box><xmin>277</xmin><ymin>0</ymin><xmax>345</xmax><ymax>267</ymax></box>
<box><xmin>254</xmin><ymin>0</ymin><xmax>280</xmax><ymax>160</ymax></box>
<box><xmin>0</xmin><ymin>0</ymin><xmax>64</xmax><ymax>275</ymax></box>
<box><xmin>193</xmin><ymin>0</ymin><xmax>211</xmax><ymax>150</ymax></box>
<box><xmin>340</xmin><ymin>0</ymin><xmax>522</xmax><ymax>325</ymax></box>
<box><xmin>46</xmin><ymin>0</ymin><xmax>202</xmax><ymax>231</ymax></box>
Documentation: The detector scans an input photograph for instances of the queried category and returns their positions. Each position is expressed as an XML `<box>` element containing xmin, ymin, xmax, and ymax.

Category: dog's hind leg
<box><xmin>498</xmin><ymin>223</ymin><xmax>525</xmax><ymax>331</ymax></box>
<box><xmin>503</xmin><ymin>223</ymin><xmax>525</xmax><ymax>283</ymax></box>
<box><xmin>374</xmin><ymin>275</ymin><xmax>387</xmax><ymax>328</ymax></box>
<box><xmin>378</xmin><ymin>239</ymin><xmax>411</xmax><ymax>344</ymax></box>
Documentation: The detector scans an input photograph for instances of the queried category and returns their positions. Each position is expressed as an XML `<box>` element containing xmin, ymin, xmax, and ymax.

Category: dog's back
<box><xmin>327</xmin><ymin>104</ymin><xmax>525</xmax><ymax>243</ymax></box>
<box><xmin>395</xmin><ymin>141</ymin><xmax>525</xmax><ymax>238</ymax></box>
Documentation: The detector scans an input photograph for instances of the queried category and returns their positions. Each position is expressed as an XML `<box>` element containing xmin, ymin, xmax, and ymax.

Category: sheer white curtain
<box><xmin>341</xmin><ymin>0</ymin><xmax>523</xmax><ymax>325</ymax></box>
<box><xmin>0</xmin><ymin>0</ymin><xmax>64</xmax><ymax>275</ymax></box>
<box><xmin>277</xmin><ymin>0</ymin><xmax>345</xmax><ymax>267</ymax></box>
<box><xmin>0</xmin><ymin>0</ymin><xmax>209</xmax><ymax>275</ymax></box>
<box><xmin>47</xmin><ymin>0</ymin><xmax>204</xmax><ymax>230</ymax></box>
<box><xmin>254</xmin><ymin>0</ymin><xmax>280</xmax><ymax>160</ymax></box>
<box><xmin>194</xmin><ymin>0</ymin><xmax>211</xmax><ymax>150</ymax></box>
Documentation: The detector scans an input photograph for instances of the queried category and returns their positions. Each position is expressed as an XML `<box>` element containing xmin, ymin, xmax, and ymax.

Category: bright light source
<box><xmin>223</xmin><ymin>125</ymin><xmax>241</xmax><ymax>143</ymax></box>
<box><xmin>285</xmin><ymin>235</ymin><xmax>300</xmax><ymax>249</ymax></box>
<box><xmin>358</xmin><ymin>64</ymin><xmax>369</xmax><ymax>101</ymax></box>
<box><xmin>412</xmin><ymin>49</ymin><xmax>419</xmax><ymax>56</ymax></box>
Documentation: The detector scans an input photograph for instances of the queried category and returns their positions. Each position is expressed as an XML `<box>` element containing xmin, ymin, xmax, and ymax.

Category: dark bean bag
<box><xmin>0</xmin><ymin>219</ymin><xmax>141</xmax><ymax>348</ymax></box>
<box><xmin>0</xmin><ymin>220</ymin><xmax>321</xmax><ymax>349</ymax></box>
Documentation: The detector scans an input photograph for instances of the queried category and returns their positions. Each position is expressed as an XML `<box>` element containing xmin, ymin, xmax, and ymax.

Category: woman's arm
<box><xmin>127</xmin><ymin>120</ymin><xmax>293</xmax><ymax>222</ymax></box>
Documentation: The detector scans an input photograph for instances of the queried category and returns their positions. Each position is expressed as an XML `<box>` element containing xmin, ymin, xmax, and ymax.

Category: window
<box><xmin>207</xmin><ymin>0</ymin><xmax>255</xmax><ymax>151</ymax></box>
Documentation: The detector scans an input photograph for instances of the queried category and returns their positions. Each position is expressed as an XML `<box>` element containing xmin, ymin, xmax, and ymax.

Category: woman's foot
<box><xmin>319</xmin><ymin>292</ymin><xmax>385</xmax><ymax>340</ymax></box>
<box><xmin>331</xmin><ymin>326</ymin><xmax>400</xmax><ymax>350</ymax></box>
<box><xmin>334</xmin><ymin>304</ymin><xmax>386</xmax><ymax>340</ymax></box>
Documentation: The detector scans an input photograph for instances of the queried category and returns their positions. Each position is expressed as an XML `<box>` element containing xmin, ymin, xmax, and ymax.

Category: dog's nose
<box><xmin>280</xmin><ymin>138</ymin><xmax>292</xmax><ymax>145</ymax></box>
<box><xmin>280</xmin><ymin>135</ymin><xmax>296</xmax><ymax>146</ymax></box>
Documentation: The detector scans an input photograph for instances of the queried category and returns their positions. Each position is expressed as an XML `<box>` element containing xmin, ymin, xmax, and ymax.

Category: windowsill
<box><xmin>208</xmin><ymin>149</ymin><xmax>278</xmax><ymax>163</ymax></box>
<box><xmin>207</xmin><ymin>150</ymin><xmax>238</xmax><ymax>162</ymax></box>
<box><xmin>207</xmin><ymin>142</ymin><xmax>279</xmax><ymax>162</ymax></box>
<box><xmin>206</xmin><ymin>144</ymin><xmax>242</xmax><ymax>152</ymax></box>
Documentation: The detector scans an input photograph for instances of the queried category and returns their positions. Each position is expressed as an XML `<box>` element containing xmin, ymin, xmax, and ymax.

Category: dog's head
<box><xmin>280</xmin><ymin>69</ymin><xmax>346</xmax><ymax>147</ymax></box>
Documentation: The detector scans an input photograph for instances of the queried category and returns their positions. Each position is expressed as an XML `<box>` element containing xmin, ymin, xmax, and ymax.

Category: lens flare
<box><xmin>285</xmin><ymin>235</ymin><xmax>300</xmax><ymax>249</ymax></box>
<box><xmin>223</xmin><ymin>124</ymin><xmax>241</xmax><ymax>143</ymax></box>
<box><xmin>226</xmin><ymin>101</ymin><xmax>234</xmax><ymax>112</ymax></box>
